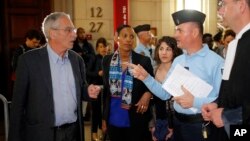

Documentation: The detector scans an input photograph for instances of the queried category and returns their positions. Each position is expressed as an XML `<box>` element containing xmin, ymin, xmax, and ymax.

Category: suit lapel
<box><xmin>132</xmin><ymin>51</ymin><xmax>139</xmax><ymax>64</ymax></box>
<box><xmin>38</xmin><ymin>46</ymin><xmax>53</xmax><ymax>96</ymax></box>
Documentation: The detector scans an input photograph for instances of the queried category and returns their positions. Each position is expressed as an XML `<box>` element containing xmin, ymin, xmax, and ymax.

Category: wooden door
<box><xmin>0</xmin><ymin>0</ymin><xmax>52</xmax><ymax>99</ymax></box>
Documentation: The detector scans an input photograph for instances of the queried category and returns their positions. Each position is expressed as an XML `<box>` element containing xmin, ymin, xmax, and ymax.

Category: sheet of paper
<box><xmin>162</xmin><ymin>64</ymin><xmax>213</xmax><ymax>97</ymax></box>
<box><xmin>162</xmin><ymin>64</ymin><xmax>213</xmax><ymax>113</ymax></box>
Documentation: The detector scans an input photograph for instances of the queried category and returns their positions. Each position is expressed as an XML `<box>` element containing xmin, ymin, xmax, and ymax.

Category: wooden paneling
<box><xmin>0</xmin><ymin>0</ymin><xmax>52</xmax><ymax>99</ymax></box>
<box><xmin>7</xmin><ymin>0</ymin><xmax>50</xmax><ymax>49</ymax></box>
<box><xmin>8</xmin><ymin>0</ymin><xmax>39</xmax><ymax>7</ymax></box>
<box><xmin>10</xmin><ymin>14</ymin><xmax>40</xmax><ymax>38</ymax></box>
<box><xmin>8</xmin><ymin>13</ymin><xmax>41</xmax><ymax>48</ymax></box>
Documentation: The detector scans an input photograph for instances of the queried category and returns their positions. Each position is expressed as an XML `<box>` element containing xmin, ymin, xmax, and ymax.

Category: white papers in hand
<box><xmin>162</xmin><ymin>64</ymin><xmax>213</xmax><ymax>98</ymax></box>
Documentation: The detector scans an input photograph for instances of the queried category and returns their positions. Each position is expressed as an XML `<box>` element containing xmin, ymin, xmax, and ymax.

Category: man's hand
<box><xmin>173</xmin><ymin>86</ymin><xmax>194</xmax><ymax>109</ymax></box>
<box><xmin>88</xmin><ymin>84</ymin><xmax>101</xmax><ymax>99</ymax></box>
<box><xmin>201</xmin><ymin>102</ymin><xmax>218</xmax><ymax>121</ymax></box>
<box><xmin>124</xmin><ymin>62</ymin><xmax>149</xmax><ymax>81</ymax></box>
<box><xmin>210</xmin><ymin>108</ymin><xmax>224</xmax><ymax>127</ymax></box>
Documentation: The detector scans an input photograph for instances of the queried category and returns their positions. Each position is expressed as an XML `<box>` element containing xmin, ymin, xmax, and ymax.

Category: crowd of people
<box><xmin>8</xmin><ymin>0</ymin><xmax>250</xmax><ymax>141</ymax></box>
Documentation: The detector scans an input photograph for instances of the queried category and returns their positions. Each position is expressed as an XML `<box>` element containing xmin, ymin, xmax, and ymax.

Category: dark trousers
<box><xmin>215</xmin><ymin>127</ymin><xmax>230</xmax><ymax>141</ymax></box>
<box><xmin>108</xmin><ymin>125</ymin><xmax>131</xmax><ymax>141</ymax></box>
<box><xmin>173</xmin><ymin>116</ymin><xmax>225</xmax><ymax>141</ymax></box>
<box><xmin>54</xmin><ymin>122</ymin><xmax>78</xmax><ymax>141</ymax></box>
<box><xmin>108</xmin><ymin>124</ymin><xmax>151</xmax><ymax>141</ymax></box>
<box><xmin>91</xmin><ymin>98</ymin><xmax>102</xmax><ymax>132</ymax></box>
<box><xmin>173</xmin><ymin>116</ymin><xmax>203</xmax><ymax>141</ymax></box>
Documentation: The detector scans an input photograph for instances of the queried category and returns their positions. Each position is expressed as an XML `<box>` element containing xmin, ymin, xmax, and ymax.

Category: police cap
<box><xmin>172</xmin><ymin>9</ymin><xmax>206</xmax><ymax>26</ymax></box>
<box><xmin>134</xmin><ymin>24</ymin><xmax>151</xmax><ymax>34</ymax></box>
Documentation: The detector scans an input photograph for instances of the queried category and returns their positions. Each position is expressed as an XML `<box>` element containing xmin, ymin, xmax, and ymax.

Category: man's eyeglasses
<box><xmin>218</xmin><ymin>0</ymin><xmax>241</xmax><ymax>8</ymax></box>
<box><xmin>52</xmin><ymin>27</ymin><xmax>77</xmax><ymax>34</ymax></box>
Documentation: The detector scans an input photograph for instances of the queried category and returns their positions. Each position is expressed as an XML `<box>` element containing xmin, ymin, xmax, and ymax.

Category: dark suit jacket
<box><xmin>9</xmin><ymin>46</ymin><xmax>89</xmax><ymax>141</ymax></box>
<box><xmin>102</xmin><ymin>51</ymin><xmax>154</xmax><ymax>139</ymax></box>
<box><xmin>218</xmin><ymin>29</ymin><xmax>250</xmax><ymax>124</ymax></box>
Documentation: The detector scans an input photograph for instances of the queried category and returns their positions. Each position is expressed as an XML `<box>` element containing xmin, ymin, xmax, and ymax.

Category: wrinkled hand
<box><xmin>210</xmin><ymin>108</ymin><xmax>224</xmax><ymax>127</ymax></box>
<box><xmin>124</xmin><ymin>62</ymin><xmax>149</xmax><ymax>81</ymax></box>
<box><xmin>88</xmin><ymin>84</ymin><xmax>101</xmax><ymax>99</ymax></box>
<box><xmin>201</xmin><ymin>103</ymin><xmax>218</xmax><ymax>121</ymax></box>
<box><xmin>173</xmin><ymin>86</ymin><xmax>194</xmax><ymax>109</ymax></box>
<box><xmin>135</xmin><ymin>92</ymin><xmax>152</xmax><ymax>114</ymax></box>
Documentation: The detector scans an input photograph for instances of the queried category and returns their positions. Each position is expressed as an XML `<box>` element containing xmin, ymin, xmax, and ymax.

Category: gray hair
<box><xmin>41</xmin><ymin>12</ymin><xmax>70</xmax><ymax>40</ymax></box>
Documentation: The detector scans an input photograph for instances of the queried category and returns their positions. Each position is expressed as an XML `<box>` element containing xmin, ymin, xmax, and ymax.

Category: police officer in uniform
<box><xmin>127</xmin><ymin>9</ymin><xmax>224</xmax><ymax>141</ymax></box>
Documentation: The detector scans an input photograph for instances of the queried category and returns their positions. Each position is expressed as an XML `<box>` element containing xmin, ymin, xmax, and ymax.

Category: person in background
<box><xmin>126</xmin><ymin>10</ymin><xmax>224</xmax><ymax>141</ymax></box>
<box><xmin>39</xmin><ymin>33</ymin><xmax>47</xmax><ymax>46</ymax></box>
<box><xmin>149</xmin><ymin>36</ymin><xmax>182</xmax><ymax>141</ymax></box>
<box><xmin>72</xmin><ymin>27</ymin><xmax>95</xmax><ymax>82</ymax></box>
<box><xmin>72</xmin><ymin>27</ymin><xmax>95</xmax><ymax>121</ymax></box>
<box><xmin>8</xmin><ymin>12</ymin><xmax>101</xmax><ymax>141</ymax></box>
<box><xmin>87</xmin><ymin>37</ymin><xmax>108</xmax><ymax>141</ymax></box>
<box><xmin>202</xmin><ymin>33</ymin><xmax>214</xmax><ymax>50</ymax></box>
<box><xmin>215</xmin><ymin>29</ymin><xmax>236</xmax><ymax>58</ymax></box>
<box><xmin>149</xmin><ymin>33</ymin><xmax>157</xmax><ymax>61</ymax></box>
<box><xmin>101</xmin><ymin>24</ymin><xmax>154</xmax><ymax>141</ymax></box>
<box><xmin>134</xmin><ymin>24</ymin><xmax>155</xmax><ymax>66</ymax></box>
<box><xmin>106</xmin><ymin>42</ymin><xmax>113</xmax><ymax>55</ymax></box>
<box><xmin>202</xmin><ymin>0</ymin><xmax>250</xmax><ymax>140</ymax></box>
<box><xmin>72</xmin><ymin>27</ymin><xmax>95</xmax><ymax>67</ymax></box>
<box><xmin>11</xmin><ymin>29</ymin><xmax>42</xmax><ymax>81</ymax></box>
<box><xmin>212</xmin><ymin>30</ymin><xmax>223</xmax><ymax>51</ymax></box>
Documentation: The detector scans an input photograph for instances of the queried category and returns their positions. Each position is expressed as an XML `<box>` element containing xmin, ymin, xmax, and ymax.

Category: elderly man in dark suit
<box><xmin>8</xmin><ymin>12</ymin><xmax>101</xmax><ymax>141</ymax></box>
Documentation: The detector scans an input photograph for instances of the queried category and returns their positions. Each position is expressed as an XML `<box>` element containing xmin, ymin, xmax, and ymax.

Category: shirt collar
<box><xmin>184</xmin><ymin>44</ymin><xmax>209</xmax><ymax>57</ymax></box>
<box><xmin>47</xmin><ymin>44</ymin><xmax>69</xmax><ymax>64</ymax></box>
<box><xmin>138</xmin><ymin>42</ymin><xmax>150</xmax><ymax>50</ymax></box>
